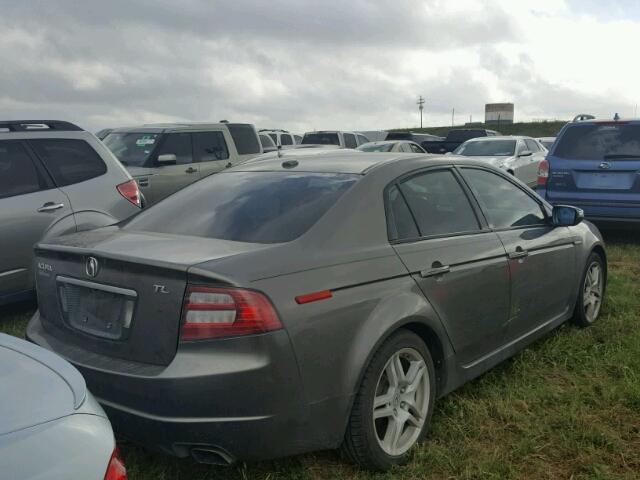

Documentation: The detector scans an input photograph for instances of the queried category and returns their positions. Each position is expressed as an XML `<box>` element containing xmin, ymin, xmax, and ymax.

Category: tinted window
<box><xmin>398</xmin><ymin>170</ymin><xmax>480</xmax><ymax>237</ymax></box>
<box><xmin>386</xmin><ymin>185</ymin><xmax>419</xmax><ymax>241</ymax></box>
<box><xmin>281</xmin><ymin>134</ymin><xmax>293</xmax><ymax>146</ymax></box>
<box><xmin>357</xmin><ymin>142</ymin><xmax>394</xmax><ymax>152</ymax></box>
<box><xmin>193</xmin><ymin>132</ymin><xmax>229</xmax><ymax>162</ymax></box>
<box><xmin>228</xmin><ymin>124</ymin><xmax>261</xmax><ymax>154</ymax></box>
<box><xmin>0</xmin><ymin>141</ymin><xmax>46</xmax><ymax>198</ymax></box>
<box><xmin>30</xmin><ymin>139</ymin><xmax>106</xmax><ymax>186</ymax></box>
<box><xmin>302</xmin><ymin>132</ymin><xmax>340</xmax><ymax>145</ymax></box>
<box><xmin>268</xmin><ymin>133</ymin><xmax>278</xmax><ymax>143</ymax></box>
<box><xmin>454</xmin><ymin>140</ymin><xmax>516</xmax><ymax>156</ymax></box>
<box><xmin>524</xmin><ymin>139</ymin><xmax>540</xmax><ymax>152</ymax></box>
<box><xmin>357</xmin><ymin>135</ymin><xmax>369</xmax><ymax>145</ymax></box>
<box><xmin>462</xmin><ymin>168</ymin><xmax>546</xmax><ymax>229</ymax></box>
<box><xmin>126</xmin><ymin>172</ymin><xmax>359</xmax><ymax>244</ymax></box>
<box><xmin>554</xmin><ymin>124</ymin><xmax>640</xmax><ymax>160</ymax></box>
<box><xmin>385</xmin><ymin>132</ymin><xmax>411</xmax><ymax>141</ymax></box>
<box><xmin>344</xmin><ymin>134</ymin><xmax>357</xmax><ymax>149</ymax></box>
<box><xmin>259</xmin><ymin>134</ymin><xmax>275</xmax><ymax>148</ymax></box>
<box><xmin>155</xmin><ymin>133</ymin><xmax>192</xmax><ymax>165</ymax></box>
<box><xmin>410</xmin><ymin>143</ymin><xmax>425</xmax><ymax>153</ymax></box>
<box><xmin>103</xmin><ymin>132</ymin><xmax>160</xmax><ymax>167</ymax></box>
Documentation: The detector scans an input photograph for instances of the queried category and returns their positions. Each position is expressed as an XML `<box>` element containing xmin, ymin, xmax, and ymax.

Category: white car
<box><xmin>0</xmin><ymin>334</ymin><xmax>126</xmax><ymax>480</ymax></box>
<box><xmin>259</xmin><ymin>129</ymin><xmax>298</xmax><ymax>147</ymax></box>
<box><xmin>453</xmin><ymin>136</ymin><xmax>547</xmax><ymax>186</ymax></box>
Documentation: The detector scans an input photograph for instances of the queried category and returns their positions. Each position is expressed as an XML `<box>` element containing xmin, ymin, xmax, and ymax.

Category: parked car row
<box><xmin>2</xmin><ymin>112</ymin><xmax>635</xmax><ymax>475</ymax></box>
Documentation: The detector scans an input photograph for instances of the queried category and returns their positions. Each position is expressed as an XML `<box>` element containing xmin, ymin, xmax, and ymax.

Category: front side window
<box><xmin>228</xmin><ymin>124</ymin><xmax>261</xmax><ymax>155</ymax></box>
<box><xmin>344</xmin><ymin>133</ymin><xmax>357</xmax><ymax>149</ymax></box>
<box><xmin>461</xmin><ymin>168</ymin><xmax>546</xmax><ymax>229</ymax></box>
<box><xmin>193</xmin><ymin>132</ymin><xmax>230</xmax><ymax>162</ymax></box>
<box><xmin>126</xmin><ymin>172</ymin><xmax>359</xmax><ymax>244</ymax></box>
<box><xmin>103</xmin><ymin>132</ymin><xmax>160</xmax><ymax>167</ymax></box>
<box><xmin>29</xmin><ymin>139</ymin><xmax>106</xmax><ymax>186</ymax></box>
<box><xmin>0</xmin><ymin>141</ymin><xmax>46</xmax><ymax>198</ymax></box>
<box><xmin>357</xmin><ymin>135</ymin><xmax>369</xmax><ymax>145</ymax></box>
<box><xmin>280</xmin><ymin>135</ymin><xmax>293</xmax><ymax>146</ymax></box>
<box><xmin>397</xmin><ymin>169</ymin><xmax>480</xmax><ymax>237</ymax></box>
<box><xmin>454</xmin><ymin>140</ymin><xmax>516</xmax><ymax>156</ymax></box>
<box><xmin>155</xmin><ymin>133</ymin><xmax>192</xmax><ymax>165</ymax></box>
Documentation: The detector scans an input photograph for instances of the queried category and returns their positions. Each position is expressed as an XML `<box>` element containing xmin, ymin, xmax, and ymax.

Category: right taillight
<box><xmin>104</xmin><ymin>447</ymin><xmax>127</xmax><ymax>480</ymax></box>
<box><xmin>180</xmin><ymin>286</ymin><xmax>283</xmax><ymax>341</ymax></box>
<box><xmin>116</xmin><ymin>179</ymin><xmax>142</xmax><ymax>208</ymax></box>
<box><xmin>537</xmin><ymin>159</ymin><xmax>549</xmax><ymax>186</ymax></box>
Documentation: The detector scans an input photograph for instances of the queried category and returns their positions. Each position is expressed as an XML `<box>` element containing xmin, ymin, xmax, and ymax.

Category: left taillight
<box><xmin>104</xmin><ymin>447</ymin><xmax>127</xmax><ymax>480</ymax></box>
<box><xmin>117</xmin><ymin>179</ymin><xmax>142</xmax><ymax>208</ymax></box>
<box><xmin>180</xmin><ymin>285</ymin><xmax>283</xmax><ymax>341</ymax></box>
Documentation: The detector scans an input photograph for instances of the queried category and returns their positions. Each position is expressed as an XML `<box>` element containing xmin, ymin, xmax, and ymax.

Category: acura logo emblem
<box><xmin>86</xmin><ymin>257</ymin><xmax>99</xmax><ymax>278</ymax></box>
<box><xmin>599</xmin><ymin>162</ymin><xmax>611</xmax><ymax>170</ymax></box>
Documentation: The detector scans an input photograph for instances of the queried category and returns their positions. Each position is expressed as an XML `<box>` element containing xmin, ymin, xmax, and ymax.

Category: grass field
<box><xmin>1</xmin><ymin>229</ymin><xmax>638</xmax><ymax>480</ymax></box>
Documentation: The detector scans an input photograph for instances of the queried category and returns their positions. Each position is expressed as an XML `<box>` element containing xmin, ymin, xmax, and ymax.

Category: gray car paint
<box><xmin>0</xmin><ymin>333</ymin><xmax>115</xmax><ymax>480</ymax></box>
<box><xmin>27</xmin><ymin>151</ymin><xmax>606</xmax><ymax>463</ymax></box>
<box><xmin>0</xmin><ymin>130</ymin><xmax>140</xmax><ymax>305</ymax></box>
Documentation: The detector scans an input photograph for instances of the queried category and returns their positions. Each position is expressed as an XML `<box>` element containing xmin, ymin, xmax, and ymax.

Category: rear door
<box><xmin>0</xmin><ymin>140</ymin><xmax>72</xmax><ymax>297</ymax></box>
<box><xmin>546</xmin><ymin>122</ymin><xmax>640</xmax><ymax>218</ymax></box>
<box><xmin>193</xmin><ymin>130</ymin><xmax>232</xmax><ymax>179</ymax></box>
<box><xmin>147</xmin><ymin>132</ymin><xmax>199</xmax><ymax>203</ymax></box>
<box><xmin>343</xmin><ymin>133</ymin><xmax>357</xmax><ymax>149</ymax></box>
<box><xmin>459</xmin><ymin>167</ymin><xmax>576</xmax><ymax>342</ymax></box>
<box><xmin>388</xmin><ymin>167</ymin><xmax>510</xmax><ymax>365</ymax></box>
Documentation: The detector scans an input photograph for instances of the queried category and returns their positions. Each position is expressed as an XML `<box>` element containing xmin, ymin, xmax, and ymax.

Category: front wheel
<box><xmin>572</xmin><ymin>252</ymin><xmax>606</xmax><ymax>327</ymax></box>
<box><xmin>342</xmin><ymin>330</ymin><xmax>436</xmax><ymax>471</ymax></box>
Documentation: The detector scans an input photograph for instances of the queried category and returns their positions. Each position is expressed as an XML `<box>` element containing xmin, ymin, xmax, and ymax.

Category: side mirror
<box><xmin>552</xmin><ymin>205</ymin><xmax>584</xmax><ymax>226</ymax></box>
<box><xmin>156</xmin><ymin>153</ymin><xmax>177</xmax><ymax>166</ymax></box>
<box><xmin>519</xmin><ymin>150</ymin><xmax>533</xmax><ymax>157</ymax></box>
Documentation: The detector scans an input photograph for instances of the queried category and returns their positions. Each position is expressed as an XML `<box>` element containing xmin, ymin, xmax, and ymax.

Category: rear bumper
<box><xmin>538</xmin><ymin>189</ymin><xmax>640</xmax><ymax>224</ymax></box>
<box><xmin>26</xmin><ymin>311</ymin><xmax>314</xmax><ymax>461</ymax></box>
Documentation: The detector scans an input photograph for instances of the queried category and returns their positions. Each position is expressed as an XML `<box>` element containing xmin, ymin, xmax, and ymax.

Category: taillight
<box><xmin>537</xmin><ymin>159</ymin><xmax>549</xmax><ymax>186</ymax></box>
<box><xmin>117</xmin><ymin>180</ymin><xmax>142</xmax><ymax>208</ymax></box>
<box><xmin>180</xmin><ymin>286</ymin><xmax>282</xmax><ymax>341</ymax></box>
<box><xmin>104</xmin><ymin>447</ymin><xmax>127</xmax><ymax>480</ymax></box>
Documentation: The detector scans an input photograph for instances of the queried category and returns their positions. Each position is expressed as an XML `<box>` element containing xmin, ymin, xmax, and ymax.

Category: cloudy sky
<box><xmin>1</xmin><ymin>0</ymin><xmax>638</xmax><ymax>133</ymax></box>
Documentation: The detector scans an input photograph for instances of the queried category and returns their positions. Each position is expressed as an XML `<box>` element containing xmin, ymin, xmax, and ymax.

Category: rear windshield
<box><xmin>454</xmin><ymin>140</ymin><xmax>516</xmax><ymax>156</ymax></box>
<box><xmin>302</xmin><ymin>133</ymin><xmax>340</xmax><ymax>145</ymax></box>
<box><xmin>554</xmin><ymin>124</ymin><xmax>640</xmax><ymax>160</ymax></box>
<box><xmin>103</xmin><ymin>132</ymin><xmax>160</xmax><ymax>167</ymax></box>
<box><xmin>125</xmin><ymin>172</ymin><xmax>359</xmax><ymax>243</ymax></box>
<box><xmin>385</xmin><ymin>132</ymin><xmax>411</xmax><ymax>141</ymax></box>
<box><xmin>357</xmin><ymin>142</ymin><xmax>394</xmax><ymax>152</ymax></box>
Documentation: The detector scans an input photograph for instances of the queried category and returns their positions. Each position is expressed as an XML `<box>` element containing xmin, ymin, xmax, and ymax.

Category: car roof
<box><xmin>233</xmin><ymin>149</ymin><xmax>479</xmax><ymax>175</ymax></box>
<box><xmin>109</xmin><ymin>122</ymin><xmax>250</xmax><ymax>134</ymax></box>
<box><xmin>465</xmin><ymin>135</ymin><xmax>529</xmax><ymax>142</ymax></box>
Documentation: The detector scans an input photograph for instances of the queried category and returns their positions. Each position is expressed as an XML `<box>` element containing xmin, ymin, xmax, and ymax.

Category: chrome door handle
<box><xmin>420</xmin><ymin>264</ymin><xmax>451</xmax><ymax>278</ymax></box>
<box><xmin>37</xmin><ymin>202</ymin><xmax>65</xmax><ymax>212</ymax></box>
<box><xmin>185</xmin><ymin>167</ymin><xmax>197</xmax><ymax>174</ymax></box>
<box><xmin>508</xmin><ymin>248</ymin><xmax>529</xmax><ymax>260</ymax></box>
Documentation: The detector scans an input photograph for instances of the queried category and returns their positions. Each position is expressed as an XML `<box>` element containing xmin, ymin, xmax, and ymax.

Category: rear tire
<box><xmin>572</xmin><ymin>252</ymin><xmax>605</xmax><ymax>327</ymax></box>
<box><xmin>342</xmin><ymin>330</ymin><xmax>436</xmax><ymax>471</ymax></box>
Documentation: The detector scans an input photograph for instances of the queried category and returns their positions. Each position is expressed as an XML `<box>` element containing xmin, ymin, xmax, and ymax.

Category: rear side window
<box><xmin>386</xmin><ymin>185</ymin><xmax>419</xmax><ymax>241</ymax></box>
<box><xmin>462</xmin><ymin>168</ymin><xmax>546</xmax><ymax>229</ymax></box>
<box><xmin>344</xmin><ymin>133</ymin><xmax>357</xmax><ymax>149</ymax></box>
<box><xmin>0</xmin><ymin>141</ymin><xmax>48</xmax><ymax>198</ymax></box>
<box><xmin>259</xmin><ymin>134</ymin><xmax>275</xmax><ymax>148</ymax></box>
<box><xmin>524</xmin><ymin>139</ymin><xmax>540</xmax><ymax>152</ymax></box>
<box><xmin>357</xmin><ymin>135</ymin><xmax>369</xmax><ymax>145</ymax></box>
<box><xmin>228</xmin><ymin>124</ymin><xmax>261</xmax><ymax>155</ymax></box>
<box><xmin>397</xmin><ymin>169</ymin><xmax>480</xmax><ymax>237</ymax></box>
<box><xmin>29</xmin><ymin>139</ymin><xmax>106</xmax><ymax>187</ymax></box>
<box><xmin>126</xmin><ymin>172</ymin><xmax>359</xmax><ymax>244</ymax></box>
<box><xmin>155</xmin><ymin>133</ymin><xmax>193</xmax><ymax>165</ymax></box>
<box><xmin>554</xmin><ymin>124</ymin><xmax>640</xmax><ymax>160</ymax></box>
<box><xmin>302</xmin><ymin>132</ymin><xmax>340</xmax><ymax>145</ymax></box>
<box><xmin>281</xmin><ymin>135</ymin><xmax>293</xmax><ymax>146</ymax></box>
<box><xmin>193</xmin><ymin>132</ymin><xmax>229</xmax><ymax>162</ymax></box>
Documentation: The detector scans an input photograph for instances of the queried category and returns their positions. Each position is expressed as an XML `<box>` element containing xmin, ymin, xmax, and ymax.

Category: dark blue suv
<box><xmin>538</xmin><ymin>118</ymin><xmax>640</xmax><ymax>224</ymax></box>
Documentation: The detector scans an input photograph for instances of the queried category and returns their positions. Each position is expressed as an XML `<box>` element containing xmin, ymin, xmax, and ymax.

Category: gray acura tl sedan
<box><xmin>27</xmin><ymin>151</ymin><xmax>607</xmax><ymax>471</ymax></box>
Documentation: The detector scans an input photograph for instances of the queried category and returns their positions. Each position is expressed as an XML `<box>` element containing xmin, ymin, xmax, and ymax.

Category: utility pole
<box><xmin>417</xmin><ymin>96</ymin><xmax>425</xmax><ymax>128</ymax></box>
<box><xmin>452</xmin><ymin>108</ymin><xmax>455</xmax><ymax>127</ymax></box>
<box><xmin>635</xmin><ymin>104</ymin><xmax>638</xmax><ymax>118</ymax></box>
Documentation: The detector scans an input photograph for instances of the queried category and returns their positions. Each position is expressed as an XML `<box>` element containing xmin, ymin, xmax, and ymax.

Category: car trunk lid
<box><xmin>35</xmin><ymin>227</ymin><xmax>267</xmax><ymax>366</ymax></box>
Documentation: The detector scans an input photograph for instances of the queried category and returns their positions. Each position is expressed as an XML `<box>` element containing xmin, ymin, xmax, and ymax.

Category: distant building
<box><xmin>485</xmin><ymin>103</ymin><xmax>514</xmax><ymax>124</ymax></box>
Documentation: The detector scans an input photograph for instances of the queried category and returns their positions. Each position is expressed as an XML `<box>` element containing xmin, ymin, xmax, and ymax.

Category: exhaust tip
<box><xmin>190</xmin><ymin>447</ymin><xmax>235</xmax><ymax>466</ymax></box>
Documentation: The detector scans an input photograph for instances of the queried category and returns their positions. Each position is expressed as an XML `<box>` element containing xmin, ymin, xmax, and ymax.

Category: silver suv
<box><xmin>301</xmin><ymin>130</ymin><xmax>370</xmax><ymax>148</ymax></box>
<box><xmin>0</xmin><ymin>120</ymin><xmax>141</xmax><ymax>305</ymax></box>
<box><xmin>103</xmin><ymin>123</ymin><xmax>263</xmax><ymax>205</ymax></box>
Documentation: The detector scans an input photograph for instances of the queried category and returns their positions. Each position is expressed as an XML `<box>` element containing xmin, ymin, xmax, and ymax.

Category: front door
<box><xmin>387</xmin><ymin>167</ymin><xmax>511</xmax><ymax>365</ymax></box>
<box><xmin>193</xmin><ymin>131</ymin><xmax>233</xmax><ymax>179</ymax></box>
<box><xmin>148</xmin><ymin>132</ymin><xmax>199</xmax><ymax>203</ymax></box>
<box><xmin>459</xmin><ymin>167</ymin><xmax>576</xmax><ymax>343</ymax></box>
<box><xmin>0</xmin><ymin>140</ymin><xmax>72</xmax><ymax>298</ymax></box>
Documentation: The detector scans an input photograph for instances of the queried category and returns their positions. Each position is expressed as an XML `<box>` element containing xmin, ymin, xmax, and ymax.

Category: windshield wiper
<box><xmin>603</xmin><ymin>154</ymin><xmax>640</xmax><ymax>159</ymax></box>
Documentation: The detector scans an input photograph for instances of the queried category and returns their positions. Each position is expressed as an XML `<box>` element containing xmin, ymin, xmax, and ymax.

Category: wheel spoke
<box><xmin>383</xmin><ymin>416</ymin><xmax>404</xmax><ymax>453</ymax></box>
<box><xmin>385</xmin><ymin>358</ymin><xmax>400</xmax><ymax>388</ymax></box>
<box><xmin>373</xmin><ymin>405</ymin><xmax>394</xmax><ymax>420</ymax></box>
<box><xmin>405</xmin><ymin>408</ymin><xmax>423</xmax><ymax>429</ymax></box>
<box><xmin>374</xmin><ymin>391</ymin><xmax>394</xmax><ymax>409</ymax></box>
<box><xmin>405</xmin><ymin>361</ymin><xmax>426</xmax><ymax>394</ymax></box>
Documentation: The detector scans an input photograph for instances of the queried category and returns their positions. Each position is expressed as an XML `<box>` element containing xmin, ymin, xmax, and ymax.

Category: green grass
<box><xmin>389</xmin><ymin>120</ymin><xmax>567</xmax><ymax>139</ymax></box>
<box><xmin>2</xmin><ymin>230</ymin><xmax>639</xmax><ymax>479</ymax></box>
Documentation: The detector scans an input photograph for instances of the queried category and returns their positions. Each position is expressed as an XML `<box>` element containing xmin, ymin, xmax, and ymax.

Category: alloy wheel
<box><xmin>372</xmin><ymin>347</ymin><xmax>430</xmax><ymax>456</ymax></box>
<box><xmin>583</xmin><ymin>261</ymin><xmax>603</xmax><ymax>323</ymax></box>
